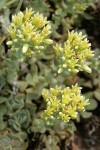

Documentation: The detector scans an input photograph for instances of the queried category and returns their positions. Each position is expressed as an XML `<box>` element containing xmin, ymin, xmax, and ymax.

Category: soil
<box><xmin>73</xmin><ymin>116</ymin><xmax>100</xmax><ymax>150</ymax></box>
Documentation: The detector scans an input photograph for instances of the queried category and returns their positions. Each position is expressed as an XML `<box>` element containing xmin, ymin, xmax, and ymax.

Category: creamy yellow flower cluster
<box><xmin>42</xmin><ymin>84</ymin><xmax>89</xmax><ymax>124</ymax></box>
<box><xmin>7</xmin><ymin>8</ymin><xmax>52</xmax><ymax>55</ymax></box>
<box><xmin>54</xmin><ymin>31</ymin><xmax>94</xmax><ymax>74</ymax></box>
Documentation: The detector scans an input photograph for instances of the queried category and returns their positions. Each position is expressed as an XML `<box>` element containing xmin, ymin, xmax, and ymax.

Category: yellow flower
<box><xmin>7</xmin><ymin>8</ymin><xmax>52</xmax><ymax>56</ymax></box>
<box><xmin>42</xmin><ymin>85</ymin><xmax>89</xmax><ymax>124</ymax></box>
<box><xmin>54</xmin><ymin>30</ymin><xmax>93</xmax><ymax>74</ymax></box>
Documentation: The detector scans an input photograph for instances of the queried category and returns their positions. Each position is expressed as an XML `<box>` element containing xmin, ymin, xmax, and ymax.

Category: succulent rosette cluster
<box><xmin>7</xmin><ymin>8</ymin><xmax>52</xmax><ymax>56</ymax></box>
<box><xmin>54</xmin><ymin>31</ymin><xmax>94</xmax><ymax>74</ymax></box>
<box><xmin>42</xmin><ymin>84</ymin><xmax>89</xmax><ymax>124</ymax></box>
<box><xmin>6</xmin><ymin>8</ymin><xmax>93</xmax><ymax>126</ymax></box>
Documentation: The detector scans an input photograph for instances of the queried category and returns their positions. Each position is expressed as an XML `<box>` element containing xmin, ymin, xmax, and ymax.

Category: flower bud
<box><xmin>6</xmin><ymin>41</ymin><xmax>12</xmax><ymax>45</ymax></box>
<box><xmin>83</xmin><ymin>65</ymin><xmax>92</xmax><ymax>73</ymax></box>
<box><xmin>22</xmin><ymin>44</ymin><xmax>29</xmax><ymax>53</ymax></box>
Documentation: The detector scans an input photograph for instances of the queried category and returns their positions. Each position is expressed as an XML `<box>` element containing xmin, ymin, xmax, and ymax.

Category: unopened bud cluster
<box><xmin>7</xmin><ymin>8</ymin><xmax>52</xmax><ymax>55</ymax></box>
<box><xmin>42</xmin><ymin>84</ymin><xmax>89</xmax><ymax>124</ymax></box>
<box><xmin>54</xmin><ymin>30</ymin><xmax>94</xmax><ymax>74</ymax></box>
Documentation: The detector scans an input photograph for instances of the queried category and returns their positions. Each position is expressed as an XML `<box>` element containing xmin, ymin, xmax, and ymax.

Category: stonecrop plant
<box><xmin>42</xmin><ymin>84</ymin><xmax>89</xmax><ymax>124</ymax></box>
<box><xmin>7</xmin><ymin>8</ymin><xmax>52</xmax><ymax>59</ymax></box>
<box><xmin>0</xmin><ymin>7</ymin><xmax>94</xmax><ymax>149</ymax></box>
<box><xmin>54</xmin><ymin>31</ymin><xmax>94</xmax><ymax>74</ymax></box>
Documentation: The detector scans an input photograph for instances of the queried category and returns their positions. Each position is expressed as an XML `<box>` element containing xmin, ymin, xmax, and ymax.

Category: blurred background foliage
<box><xmin>0</xmin><ymin>0</ymin><xmax>100</xmax><ymax>149</ymax></box>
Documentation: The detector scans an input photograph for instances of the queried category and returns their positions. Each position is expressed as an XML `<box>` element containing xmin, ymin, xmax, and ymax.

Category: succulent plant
<box><xmin>42</xmin><ymin>84</ymin><xmax>89</xmax><ymax>124</ymax></box>
<box><xmin>54</xmin><ymin>30</ymin><xmax>94</xmax><ymax>74</ymax></box>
